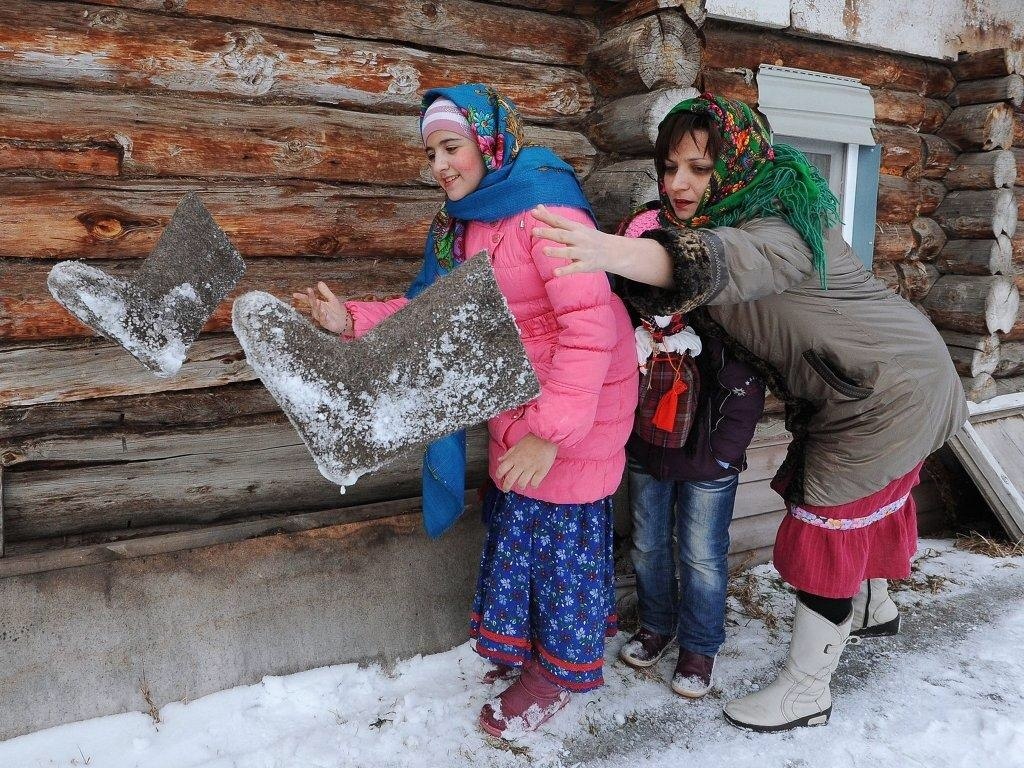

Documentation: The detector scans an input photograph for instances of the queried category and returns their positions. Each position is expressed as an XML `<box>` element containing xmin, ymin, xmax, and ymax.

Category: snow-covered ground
<box><xmin>3</xmin><ymin>538</ymin><xmax>1022</xmax><ymax>768</ymax></box>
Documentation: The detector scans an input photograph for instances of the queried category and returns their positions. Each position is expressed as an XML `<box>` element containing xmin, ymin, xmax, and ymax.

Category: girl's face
<box><xmin>425</xmin><ymin>130</ymin><xmax>487</xmax><ymax>201</ymax></box>
<box><xmin>662</xmin><ymin>129</ymin><xmax>714</xmax><ymax>220</ymax></box>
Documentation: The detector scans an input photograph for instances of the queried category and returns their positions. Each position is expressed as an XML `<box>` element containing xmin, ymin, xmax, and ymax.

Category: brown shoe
<box><xmin>671</xmin><ymin>649</ymin><xmax>715</xmax><ymax>698</ymax></box>
<box><xmin>618</xmin><ymin>627</ymin><xmax>675</xmax><ymax>669</ymax></box>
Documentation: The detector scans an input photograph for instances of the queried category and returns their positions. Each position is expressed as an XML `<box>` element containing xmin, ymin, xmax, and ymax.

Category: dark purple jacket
<box><xmin>627</xmin><ymin>335</ymin><xmax>765</xmax><ymax>482</ymax></box>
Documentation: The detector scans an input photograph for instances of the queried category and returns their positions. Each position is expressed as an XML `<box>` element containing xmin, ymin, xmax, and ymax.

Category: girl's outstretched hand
<box><xmin>531</xmin><ymin>204</ymin><xmax>617</xmax><ymax>277</ymax></box>
<box><xmin>292</xmin><ymin>282</ymin><xmax>353</xmax><ymax>336</ymax></box>
<box><xmin>496</xmin><ymin>433</ymin><xmax>557</xmax><ymax>493</ymax></box>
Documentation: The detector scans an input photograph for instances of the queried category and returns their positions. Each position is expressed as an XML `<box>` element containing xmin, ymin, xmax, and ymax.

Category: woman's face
<box><xmin>662</xmin><ymin>129</ymin><xmax>714</xmax><ymax>220</ymax></box>
<box><xmin>425</xmin><ymin>130</ymin><xmax>487</xmax><ymax>201</ymax></box>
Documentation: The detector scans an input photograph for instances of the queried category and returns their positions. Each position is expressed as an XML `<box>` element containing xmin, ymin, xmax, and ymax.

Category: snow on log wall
<box><xmin>0</xmin><ymin>0</ymin><xmax>600</xmax><ymax>562</ymax></box>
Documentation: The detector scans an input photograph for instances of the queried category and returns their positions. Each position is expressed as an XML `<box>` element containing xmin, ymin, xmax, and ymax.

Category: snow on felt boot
<box><xmin>723</xmin><ymin>599</ymin><xmax>855</xmax><ymax>732</ymax></box>
<box><xmin>233</xmin><ymin>253</ymin><xmax>539</xmax><ymax>493</ymax></box>
<box><xmin>479</xmin><ymin>659</ymin><xmax>570</xmax><ymax>739</ymax></box>
<box><xmin>851</xmin><ymin>579</ymin><xmax>900</xmax><ymax>637</ymax></box>
<box><xmin>47</xmin><ymin>193</ymin><xmax>246</xmax><ymax>377</ymax></box>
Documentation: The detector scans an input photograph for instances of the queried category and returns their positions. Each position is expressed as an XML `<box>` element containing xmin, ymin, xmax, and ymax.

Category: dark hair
<box><xmin>653</xmin><ymin>111</ymin><xmax>723</xmax><ymax>181</ymax></box>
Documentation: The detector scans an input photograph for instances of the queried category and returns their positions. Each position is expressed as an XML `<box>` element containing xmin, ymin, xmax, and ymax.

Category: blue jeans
<box><xmin>628</xmin><ymin>468</ymin><xmax>738</xmax><ymax>657</ymax></box>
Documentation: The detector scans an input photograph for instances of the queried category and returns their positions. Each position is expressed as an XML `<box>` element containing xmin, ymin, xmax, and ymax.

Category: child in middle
<box><xmin>295</xmin><ymin>84</ymin><xmax>637</xmax><ymax>738</ymax></box>
<box><xmin>615</xmin><ymin>112</ymin><xmax>765</xmax><ymax>698</ymax></box>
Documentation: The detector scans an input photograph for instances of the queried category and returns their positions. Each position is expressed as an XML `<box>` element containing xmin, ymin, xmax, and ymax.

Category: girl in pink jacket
<box><xmin>295</xmin><ymin>84</ymin><xmax>636</xmax><ymax>737</ymax></box>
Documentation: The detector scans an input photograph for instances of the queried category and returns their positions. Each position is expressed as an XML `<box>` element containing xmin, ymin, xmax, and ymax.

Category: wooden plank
<box><xmin>0</xmin><ymin>139</ymin><xmax>121</xmax><ymax>177</ymax></box>
<box><xmin>0</xmin><ymin>1</ymin><xmax>592</xmax><ymax>125</ymax></box>
<box><xmin>733</xmin><ymin>478</ymin><xmax>786</xmax><ymax>521</ymax></box>
<box><xmin>702</xmin><ymin>21</ymin><xmax>955</xmax><ymax>97</ymax></box>
<box><xmin>0</xmin><ymin>335</ymin><xmax>254</xmax><ymax>406</ymax></box>
<box><xmin>0</xmin><ymin>86</ymin><xmax>595</xmax><ymax>185</ymax></box>
<box><xmin>0</xmin><ymin>257</ymin><xmax>420</xmax><ymax>341</ymax></box>
<box><xmin>2</xmin><ymin>418</ymin><xmax>490</xmax><ymax>541</ymax></box>
<box><xmin>0</xmin><ymin>178</ymin><xmax>436</xmax><ymax>260</ymax></box>
<box><xmin>0</xmin><ymin>382</ymin><xmax>279</xmax><ymax>441</ymax></box>
<box><xmin>728</xmin><ymin>509</ymin><xmax>785</xmax><ymax>554</ymax></box>
<box><xmin>78</xmin><ymin>0</ymin><xmax>597</xmax><ymax>67</ymax></box>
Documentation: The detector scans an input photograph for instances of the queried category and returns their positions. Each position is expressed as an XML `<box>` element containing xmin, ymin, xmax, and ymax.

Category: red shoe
<box><xmin>482</xmin><ymin>664</ymin><xmax>520</xmax><ymax>684</ymax></box>
<box><xmin>479</xmin><ymin>660</ymin><xmax>570</xmax><ymax>738</ymax></box>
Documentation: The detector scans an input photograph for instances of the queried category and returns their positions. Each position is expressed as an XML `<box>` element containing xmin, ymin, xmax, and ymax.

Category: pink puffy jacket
<box><xmin>346</xmin><ymin>206</ymin><xmax>638</xmax><ymax>504</ymax></box>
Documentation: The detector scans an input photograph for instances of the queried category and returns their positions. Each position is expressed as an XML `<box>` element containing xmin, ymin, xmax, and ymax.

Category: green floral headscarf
<box><xmin>659</xmin><ymin>93</ymin><xmax>841</xmax><ymax>288</ymax></box>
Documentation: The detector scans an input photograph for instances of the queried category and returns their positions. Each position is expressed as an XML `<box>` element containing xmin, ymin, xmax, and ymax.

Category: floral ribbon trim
<box><xmin>788</xmin><ymin>492</ymin><xmax>911</xmax><ymax>531</ymax></box>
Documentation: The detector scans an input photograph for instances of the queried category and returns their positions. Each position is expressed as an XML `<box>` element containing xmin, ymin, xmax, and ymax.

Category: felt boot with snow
<box><xmin>723</xmin><ymin>599</ymin><xmax>855</xmax><ymax>732</ymax></box>
<box><xmin>232</xmin><ymin>253</ymin><xmax>539</xmax><ymax>492</ymax></box>
<box><xmin>851</xmin><ymin>579</ymin><xmax>901</xmax><ymax>637</ymax></box>
<box><xmin>479</xmin><ymin>660</ymin><xmax>570</xmax><ymax>738</ymax></box>
<box><xmin>47</xmin><ymin>193</ymin><xmax>246</xmax><ymax>377</ymax></box>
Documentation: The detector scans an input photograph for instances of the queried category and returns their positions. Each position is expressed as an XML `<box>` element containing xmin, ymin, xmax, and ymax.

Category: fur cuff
<box><xmin>621</xmin><ymin>228</ymin><xmax>727</xmax><ymax>316</ymax></box>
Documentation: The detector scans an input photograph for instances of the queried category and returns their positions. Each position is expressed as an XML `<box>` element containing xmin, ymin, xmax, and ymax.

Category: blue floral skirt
<box><xmin>469</xmin><ymin>488</ymin><xmax>617</xmax><ymax>692</ymax></box>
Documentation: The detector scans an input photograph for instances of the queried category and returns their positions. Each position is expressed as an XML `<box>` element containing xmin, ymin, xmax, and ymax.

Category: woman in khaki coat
<box><xmin>531</xmin><ymin>94</ymin><xmax>967</xmax><ymax>733</ymax></box>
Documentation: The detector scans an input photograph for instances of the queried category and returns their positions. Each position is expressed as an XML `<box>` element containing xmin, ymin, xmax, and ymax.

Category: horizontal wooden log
<box><xmin>0</xmin><ymin>86</ymin><xmax>595</xmax><ymax>185</ymax></box>
<box><xmin>873</xmin><ymin>125</ymin><xmax>924</xmax><ymax>179</ymax></box>
<box><xmin>944</xmin><ymin>150</ymin><xmax>1017</xmax><ymax>190</ymax></box>
<box><xmin>940</xmin><ymin>330</ymin><xmax>1000</xmax><ymax>377</ymax></box>
<box><xmin>872</xmin><ymin>90</ymin><xmax>950</xmax><ymax>135</ymax></box>
<box><xmin>79</xmin><ymin>0</ymin><xmax>597</xmax><ymax>67</ymax></box>
<box><xmin>948</xmin><ymin>75</ymin><xmax>1024</xmax><ymax>109</ymax></box>
<box><xmin>702</xmin><ymin>22</ymin><xmax>955</xmax><ymax>97</ymax></box>
<box><xmin>0</xmin><ymin>257</ymin><xmax>419</xmax><ymax>341</ymax></box>
<box><xmin>1004</xmin><ymin>303</ymin><xmax>1024</xmax><ymax>342</ymax></box>
<box><xmin>872</xmin><ymin>262</ymin><xmax>899</xmax><ymax>293</ymax></box>
<box><xmin>582</xmin><ymin>159</ymin><xmax>658</xmax><ymax>231</ymax></box>
<box><xmin>2</xmin><ymin>419</ymin><xmax>490</xmax><ymax>541</ymax></box>
<box><xmin>0</xmin><ymin>382</ymin><xmax>279</xmax><ymax>442</ymax></box>
<box><xmin>587</xmin><ymin>87</ymin><xmax>697</xmax><ymax>154</ymax></box>
<box><xmin>1015</xmin><ymin>149</ymin><xmax>1024</xmax><ymax>183</ymax></box>
<box><xmin>0</xmin><ymin>335</ymin><xmax>254</xmax><ymax>407</ymax></box>
<box><xmin>0</xmin><ymin>179</ymin><xmax>439</xmax><ymax>260</ymax></box>
<box><xmin>923</xmin><ymin>275</ymin><xmax>1020</xmax><ymax>335</ymax></box>
<box><xmin>1017</xmin><ymin>186</ymin><xmax>1024</xmax><ymax>220</ymax></box>
<box><xmin>938</xmin><ymin>103</ymin><xmax>1015</xmax><ymax>151</ymax></box>
<box><xmin>700</xmin><ymin>69</ymin><xmax>758</xmax><ymax>105</ymax></box>
<box><xmin>995</xmin><ymin>376</ymin><xmax>1024</xmax><ymax>397</ymax></box>
<box><xmin>601</xmin><ymin>0</ymin><xmax>706</xmax><ymax>29</ymax></box>
<box><xmin>953</xmin><ymin>48</ymin><xmax>1024</xmax><ymax>82</ymax></box>
<box><xmin>960</xmin><ymin>372</ymin><xmax>997</xmax><ymax>403</ymax></box>
<box><xmin>0</xmin><ymin>139</ymin><xmax>120</xmax><ymax>177</ymax></box>
<box><xmin>920</xmin><ymin>133</ymin><xmax>958</xmax><ymax>179</ymax></box>
<box><xmin>587</xmin><ymin>12</ymin><xmax>700</xmax><ymax>98</ymax></box>
<box><xmin>912</xmin><ymin>216</ymin><xmax>946</xmax><ymax>261</ymax></box>
<box><xmin>896</xmin><ymin>261</ymin><xmax>940</xmax><ymax>301</ymax></box>
<box><xmin>936</xmin><ymin>237</ymin><xmax>1013</xmax><ymax>276</ymax></box>
<box><xmin>0</xmin><ymin>0</ymin><xmax>591</xmax><ymax>124</ymax></box>
<box><xmin>873</xmin><ymin>223</ymin><xmax>916</xmax><ymax>262</ymax></box>
<box><xmin>487</xmin><ymin>0</ymin><xmax>600</xmax><ymax>12</ymax></box>
<box><xmin>994</xmin><ymin>342</ymin><xmax>1024</xmax><ymax>378</ymax></box>
<box><xmin>932</xmin><ymin>188</ymin><xmax>1017</xmax><ymax>239</ymax></box>
<box><xmin>875</xmin><ymin>175</ymin><xmax>945</xmax><ymax>224</ymax></box>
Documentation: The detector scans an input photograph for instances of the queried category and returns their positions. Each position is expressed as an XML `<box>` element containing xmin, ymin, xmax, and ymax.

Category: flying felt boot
<box><xmin>47</xmin><ymin>193</ymin><xmax>246</xmax><ymax>377</ymax></box>
<box><xmin>231</xmin><ymin>252</ymin><xmax>540</xmax><ymax>493</ymax></box>
<box><xmin>851</xmin><ymin>578</ymin><xmax>901</xmax><ymax>637</ymax></box>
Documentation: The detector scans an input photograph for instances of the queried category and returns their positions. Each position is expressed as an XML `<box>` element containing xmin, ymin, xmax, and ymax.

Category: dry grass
<box><xmin>955</xmin><ymin>531</ymin><xmax>1024</xmax><ymax>558</ymax></box>
<box><xmin>140</xmin><ymin>679</ymin><xmax>161</xmax><ymax>725</ymax></box>
<box><xmin>727</xmin><ymin>572</ymin><xmax>779</xmax><ymax>631</ymax></box>
<box><xmin>484</xmin><ymin>736</ymin><xmax>531</xmax><ymax>756</ymax></box>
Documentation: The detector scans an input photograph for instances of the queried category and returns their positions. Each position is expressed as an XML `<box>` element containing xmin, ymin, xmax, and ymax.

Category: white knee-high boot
<box><xmin>851</xmin><ymin>578</ymin><xmax>900</xmax><ymax>637</ymax></box>
<box><xmin>723</xmin><ymin>599</ymin><xmax>855</xmax><ymax>732</ymax></box>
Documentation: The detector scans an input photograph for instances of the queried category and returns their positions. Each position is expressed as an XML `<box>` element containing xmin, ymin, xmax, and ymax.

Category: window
<box><xmin>756</xmin><ymin>65</ymin><xmax>880</xmax><ymax>266</ymax></box>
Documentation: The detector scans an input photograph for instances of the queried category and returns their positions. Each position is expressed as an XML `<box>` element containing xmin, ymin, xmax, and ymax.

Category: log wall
<box><xmin>0</xmin><ymin>1</ymin><xmax>600</xmax><ymax>565</ymax></box>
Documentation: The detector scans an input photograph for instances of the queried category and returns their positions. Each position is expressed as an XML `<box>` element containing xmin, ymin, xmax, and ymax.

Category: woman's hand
<box><xmin>292</xmin><ymin>282</ymin><xmax>353</xmax><ymax>336</ymax></box>
<box><xmin>495</xmin><ymin>432</ymin><xmax>558</xmax><ymax>493</ymax></box>
<box><xmin>531</xmin><ymin>204</ymin><xmax>620</xmax><ymax>277</ymax></box>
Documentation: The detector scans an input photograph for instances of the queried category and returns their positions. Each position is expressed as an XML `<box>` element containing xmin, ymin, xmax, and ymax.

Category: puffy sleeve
<box><xmin>343</xmin><ymin>297</ymin><xmax>410</xmax><ymax>339</ymax></box>
<box><xmin>622</xmin><ymin>217</ymin><xmax>815</xmax><ymax>317</ymax></box>
<box><xmin>520</xmin><ymin>206</ymin><xmax>616</xmax><ymax>448</ymax></box>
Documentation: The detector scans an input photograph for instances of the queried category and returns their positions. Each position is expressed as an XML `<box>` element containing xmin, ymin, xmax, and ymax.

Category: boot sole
<box><xmin>851</xmin><ymin>615</ymin><xmax>901</xmax><ymax>638</ymax></box>
<box><xmin>723</xmin><ymin>706</ymin><xmax>832</xmax><ymax>732</ymax></box>
<box><xmin>618</xmin><ymin>639</ymin><xmax>676</xmax><ymax>670</ymax></box>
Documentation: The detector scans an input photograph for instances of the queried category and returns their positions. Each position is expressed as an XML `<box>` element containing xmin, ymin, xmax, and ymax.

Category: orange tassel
<box><xmin>651</xmin><ymin>375</ymin><xmax>688</xmax><ymax>432</ymax></box>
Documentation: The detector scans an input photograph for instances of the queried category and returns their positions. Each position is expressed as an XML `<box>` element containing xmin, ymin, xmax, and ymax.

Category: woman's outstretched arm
<box><xmin>531</xmin><ymin>204</ymin><xmax>676</xmax><ymax>288</ymax></box>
